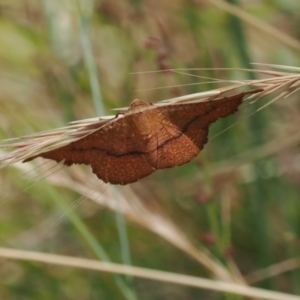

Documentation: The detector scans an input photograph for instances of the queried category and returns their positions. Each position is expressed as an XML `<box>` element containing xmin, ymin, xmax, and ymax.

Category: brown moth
<box><xmin>24</xmin><ymin>90</ymin><xmax>259</xmax><ymax>185</ymax></box>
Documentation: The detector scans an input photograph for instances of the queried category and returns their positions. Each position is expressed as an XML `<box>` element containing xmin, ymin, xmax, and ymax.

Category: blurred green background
<box><xmin>0</xmin><ymin>0</ymin><xmax>300</xmax><ymax>299</ymax></box>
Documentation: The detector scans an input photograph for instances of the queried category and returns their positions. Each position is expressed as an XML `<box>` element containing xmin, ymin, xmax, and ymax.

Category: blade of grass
<box><xmin>74</xmin><ymin>0</ymin><xmax>105</xmax><ymax>116</ymax></box>
<box><xmin>0</xmin><ymin>247</ymin><xmax>299</xmax><ymax>300</ymax></box>
<box><xmin>42</xmin><ymin>178</ymin><xmax>136</xmax><ymax>300</ymax></box>
<box><xmin>74</xmin><ymin>1</ymin><xmax>136</xmax><ymax>298</ymax></box>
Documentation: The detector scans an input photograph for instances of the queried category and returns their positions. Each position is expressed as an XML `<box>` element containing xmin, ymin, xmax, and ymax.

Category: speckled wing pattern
<box><xmin>30</xmin><ymin>114</ymin><xmax>156</xmax><ymax>185</ymax></box>
<box><xmin>26</xmin><ymin>91</ymin><xmax>254</xmax><ymax>185</ymax></box>
<box><xmin>155</xmin><ymin>91</ymin><xmax>251</xmax><ymax>169</ymax></box>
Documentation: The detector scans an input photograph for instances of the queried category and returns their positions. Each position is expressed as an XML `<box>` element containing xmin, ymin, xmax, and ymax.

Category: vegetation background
<box><xmin>0</xmin><ymin>0</ymin><xmax>300</xmax><ymax>299</ymax></box>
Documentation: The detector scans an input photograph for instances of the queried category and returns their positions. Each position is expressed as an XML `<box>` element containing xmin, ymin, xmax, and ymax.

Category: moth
<box><xmin>21</xmin><ymin>90</ymin><xmax>259</xmax><ymax>185</ymax></box>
